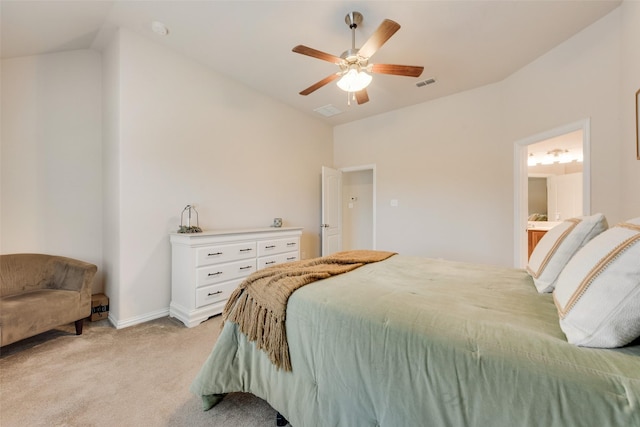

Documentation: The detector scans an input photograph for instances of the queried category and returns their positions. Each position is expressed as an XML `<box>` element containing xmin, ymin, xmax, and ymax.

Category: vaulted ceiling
<box><xmin>1</xmin><ymin>1</ymin><xmax>621</xmax><ymax>125</ymax></box>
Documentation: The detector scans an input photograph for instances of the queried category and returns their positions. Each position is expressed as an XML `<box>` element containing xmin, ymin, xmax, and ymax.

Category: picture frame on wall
<box><xmin>637</xmin><ymin>88</ymin><xmax>640</xmax><ymax>160</ymax></box>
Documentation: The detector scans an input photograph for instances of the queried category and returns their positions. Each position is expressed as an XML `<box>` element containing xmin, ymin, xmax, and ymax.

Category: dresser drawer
<box><xmin>258</xmin><ymin>252</ymin><xmax>299</xmax><ymax>269</ymax></box>
<box><xmin>196</xmin><ymin>242</ymin><xmax>256</xmax><ymax>267</ymax></box>
<box><xmin>257</xmin><ymin>238</ymin><xmax>299</xmax><ymax>257</ymax></box>
<box><xmin>197</xmin><ymin>259</ymin><xmax>256</xmax><ymax>287</ymax></box>
<box><xmin>196</xmin><ymin>279</ymin><xmax>243</xmax><ymax>309</ymax></box>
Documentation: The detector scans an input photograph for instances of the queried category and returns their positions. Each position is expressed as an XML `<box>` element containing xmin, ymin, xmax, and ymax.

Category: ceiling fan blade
<box><xmin>370</xmin><ymin>63</ymin><xmax>424</xmax><ymax>78</ymax></box>
<box><xmin>299</xmin><ymin>73</ymin><xmax>340</xmax><ymax>96</ymax></box>
<box><xmin>355</xmin><ymin>89</ymin><xmax>369</xmax><ymax>105</ymax></box>
<box><xmin>292</xmin><ymin>45</ymin><xmax>343</xmax><ymax>64</ymax></box>
<box><xmin>358</xmin><ymin>19</ymin><xmax>401</xmax><ymax>59</ymax></box>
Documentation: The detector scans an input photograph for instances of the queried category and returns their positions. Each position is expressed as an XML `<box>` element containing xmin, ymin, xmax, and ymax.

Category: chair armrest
<box><xmin>49</xmin><ymin>257</ymin><xmax>97</xmax><ymax>294</ymax></box>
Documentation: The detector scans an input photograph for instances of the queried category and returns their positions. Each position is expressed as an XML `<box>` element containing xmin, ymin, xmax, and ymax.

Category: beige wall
<box><xmin>103</xmin><ymin>29</ymin><xmax>332</xmax><ymax>326</ymax></box>
<box><xmin>503</xmin><ymin>7</ymin><xmax>623</xmax><ymax>223</ymax></box>
<box><xmin>334</xmin><ymin>4</ymin><xmax>638</xmax><ymax>267</ymax></box>
<box><xmin>1</xmin><ymin>50</ymin><xmax>104</xmax><ymax>290</ymax></box>
<box><xmin>620</xmin><ymin>0</ymin><xmax>640</xmax><ymax>218</ymax></box>
<box><xmin>335</xmin><ymin>83</ymin><xmax>509</xmax><ymax>265</ymax></box>
<box><xmin>101</xmin><ymin>29</ymin><xmax>122</xmax><ymax>319</ymax></box>
<box><xmin>1</xmin><ymin>29</ymin><xmax>332</xmax><ymax>327</ymax></box>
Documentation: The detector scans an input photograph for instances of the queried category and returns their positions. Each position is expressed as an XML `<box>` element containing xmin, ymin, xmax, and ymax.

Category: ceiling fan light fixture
<box><xmin>337</xmin><ymin>68</ymin><xmax>372</xmax><ymax>92</ymax></box>
<box><xmin>293</xmin><ymin>12</ymin><xmax>420</xmax><ymax>105</ymax></box>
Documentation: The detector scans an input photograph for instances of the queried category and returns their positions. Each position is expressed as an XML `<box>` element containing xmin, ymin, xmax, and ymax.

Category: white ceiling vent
<box><xmin>416</xmin><ymin>78</ymin><xmax>436</xmax><ymax>88</ymax></box>
<box><xmin>314</xmin><ymin>104</ymin><xmax>343</xmax><ymax>117</ymax></box>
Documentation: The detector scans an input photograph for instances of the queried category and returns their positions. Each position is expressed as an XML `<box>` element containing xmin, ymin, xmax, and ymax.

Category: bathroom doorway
<box><xmin>513</xmin><ymin>119</ymin><xmax>591</xmax><ymax>267</ymax></box>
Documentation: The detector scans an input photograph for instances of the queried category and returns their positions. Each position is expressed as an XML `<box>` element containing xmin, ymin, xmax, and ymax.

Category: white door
<box><xmin>321</xmin><ymin>166</ymin><xmax>342</xmax><ymax>256</ymax></box>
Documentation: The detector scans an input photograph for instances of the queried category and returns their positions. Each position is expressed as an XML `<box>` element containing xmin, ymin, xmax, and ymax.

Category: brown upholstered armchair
<box><xmin>0</xmin><ymin>254</ymin><xmax>97</xmax><ymax>347</ymax></box>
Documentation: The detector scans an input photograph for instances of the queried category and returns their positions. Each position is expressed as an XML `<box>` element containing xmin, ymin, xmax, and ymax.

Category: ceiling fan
<box><xmin>292</xmin><ymin>11</ymin><xmax>424</xmax><ymax>105</ymax></box>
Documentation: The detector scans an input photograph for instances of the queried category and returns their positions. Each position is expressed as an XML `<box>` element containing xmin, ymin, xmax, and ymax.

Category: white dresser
<box><xmin>169</xmin><ymin>227</ymin><xmax>303</xmax><ymax>327</ymax></box>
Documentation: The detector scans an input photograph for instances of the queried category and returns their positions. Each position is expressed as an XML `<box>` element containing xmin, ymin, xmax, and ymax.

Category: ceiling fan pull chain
<box><xmin>347</xmin><ymin>91</ymin><xmax>357</xmax><ymax>107</ymax></box>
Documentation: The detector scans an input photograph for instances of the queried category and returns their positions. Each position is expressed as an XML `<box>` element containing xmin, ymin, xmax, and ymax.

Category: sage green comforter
<box><xmin>191</xmin><ymin>256</ymin><xmax>640</xmax><ymax>426</ymax></box>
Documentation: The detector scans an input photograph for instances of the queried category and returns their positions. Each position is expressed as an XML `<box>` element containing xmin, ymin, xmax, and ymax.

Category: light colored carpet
<box><xmin>0</xmin><ymin>315</ymin><xmax>280</xmax><ymax>426</ymax></box>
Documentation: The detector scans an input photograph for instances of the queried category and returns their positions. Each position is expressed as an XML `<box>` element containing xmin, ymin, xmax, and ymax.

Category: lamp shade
<box><xmin>337</xmin><ymin>69</ymin><xmax>372</xmax><ymax>92</ymax></box>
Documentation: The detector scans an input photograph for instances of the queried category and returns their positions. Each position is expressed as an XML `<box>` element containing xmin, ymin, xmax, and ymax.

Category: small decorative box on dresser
<box><xmin>170</xmin><ymin>227</ymin><xmax>303</xmax><ymax>327</ymax></box>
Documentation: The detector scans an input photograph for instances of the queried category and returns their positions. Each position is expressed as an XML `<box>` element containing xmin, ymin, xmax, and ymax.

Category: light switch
<box><xmin>390</xmin><ymin>199</ymin><xmax>399</xmax><ymax>207</ymax></box>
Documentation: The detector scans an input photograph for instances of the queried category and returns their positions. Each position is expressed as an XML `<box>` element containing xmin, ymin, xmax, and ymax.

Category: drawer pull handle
<box><xmin>287</xmin><ymin>257</ymin><xmax>296</xmax><ymax>261</ymax></box>
<box><xmin>265</xmin><ymin>245</ymin><xmax>276</xmax><ymax>249</ymax></box>
<box><xmin>208</xmin><ymin>252</ymin><xmax>223</xmax><ymax>256</ymax></box>
<box><xmin>239</xmin><ymin>266</ymin><xmax>253</xmax><ymax>270</ymax></box>
<box><xmin>266</xmin><ymin>261</ymin><xmax>276</xmax><ymax>265</ymax></box>
<box><xmin>240</xmin><ymin>248</ymin><xmax>253</xmax><ymax>252</ymax></box>
<box><xmin>207</xmin><ymin>291</ymin><xmax>223</xmax><ymax>296</ymax></box>
<box><xmin>207</xmin><ymin>272</ymin><xmax>223</xmax><ymax>277</ymax></box>
<box><xmin>287</xmin><ymin>242</ymin><xmax>296</xmax><ymax>246</ymax></box>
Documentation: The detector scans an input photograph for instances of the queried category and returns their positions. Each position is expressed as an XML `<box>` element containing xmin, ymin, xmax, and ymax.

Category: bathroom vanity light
<box><xmin>528</xmin><ymin>149</ymin><xmax>583</xmax><ymax>166</ymax></box>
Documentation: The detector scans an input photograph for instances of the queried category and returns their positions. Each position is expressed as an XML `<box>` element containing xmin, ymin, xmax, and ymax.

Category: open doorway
<box><xmin>527</xmin><ymin>130</ymin><xmax>584</xmax><ymax>222</ymax></box>
<box><xmin>342</xmin><ymin>166</ymin><xmax>376</xmax><ymax>251</ymax></box>
<box><xmin>321</xmin><ymin>165</ymin><xmax>376</xmax><ymax>256</ymax></box>
<box><xmin>513</xmin><ymin>119</ymin><xmax>591</xmax><ymax>267</ymax></box>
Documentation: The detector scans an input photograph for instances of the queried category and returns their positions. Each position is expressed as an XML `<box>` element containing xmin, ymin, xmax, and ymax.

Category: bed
<box><xmin>190</xmin><ymin>253</ymin><xmax>640</xmax><ymax>427</ymax></box>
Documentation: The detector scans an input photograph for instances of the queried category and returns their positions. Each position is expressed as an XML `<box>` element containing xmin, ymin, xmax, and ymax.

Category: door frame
<box><xmin>513</xmin><ymin>119</ymin><xmax>591</xmax><ymax>267</ymax></box>
<box><xmin>321</xmin><ymin>166</ymin><xmax>343</xmax><ymax>256</ymax></box>
<box><xmin>341</xmin><ymin>164</ymin><xmax>377</xmax><ymax>250</ymax></box>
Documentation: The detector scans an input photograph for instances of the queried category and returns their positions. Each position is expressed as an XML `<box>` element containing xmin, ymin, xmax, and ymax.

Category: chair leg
<box><xmin>276</xmin><ymin>412</ymin><xmax>288</xmax><ymax>426</ymax></box>
<box><xmin>74</xmin><ymin>319</ymin><xmax>84</xmax><ymax>335</ymax></box>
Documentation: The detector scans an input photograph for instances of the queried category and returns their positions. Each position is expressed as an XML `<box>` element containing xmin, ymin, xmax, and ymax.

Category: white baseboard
<box><xmin>110</xmin><ymin>307</ymin><xmax>170</xmax><ymax>329</ymax></box>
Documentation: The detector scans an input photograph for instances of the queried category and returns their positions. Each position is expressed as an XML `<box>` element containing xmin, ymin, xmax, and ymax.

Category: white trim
<box><xmin>513</xmin><ymin>119</ymin><xmax>591</xmax><ymax>268</ymax></box>
<box><xmin>110</xmin><ymin>307</ymin><xmax>170</xmax><ymax>329</ymax></box>
<box><xmin>340</xmin><ymin>164</ymin><xmax>377</xmax><ymax>250</ymax></box>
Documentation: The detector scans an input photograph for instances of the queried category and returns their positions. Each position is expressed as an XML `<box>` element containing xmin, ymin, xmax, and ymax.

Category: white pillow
<box><xmin>553</xmin><ymin>217</ymin><xmax>640</xmax><ymax>348</ymax></box>
<box><xmin>527</xmin><ymin>213</ymin><xmax>608</xmax><ymax>293</ymax></box>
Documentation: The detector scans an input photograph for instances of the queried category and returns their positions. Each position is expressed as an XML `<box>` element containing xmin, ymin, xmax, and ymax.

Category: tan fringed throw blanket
<box><xmin>222</xmin><ymin>250</ymin><xmax>396</xmax><ymax>371</ymax></box>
